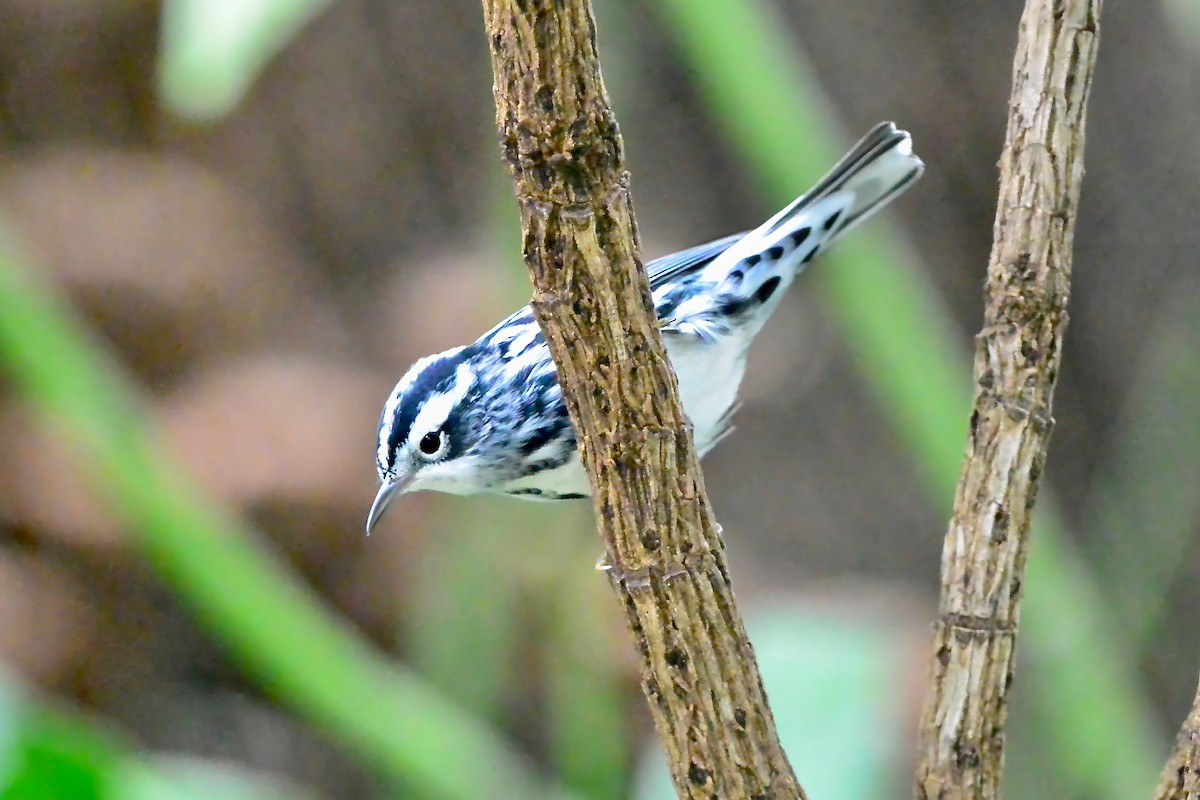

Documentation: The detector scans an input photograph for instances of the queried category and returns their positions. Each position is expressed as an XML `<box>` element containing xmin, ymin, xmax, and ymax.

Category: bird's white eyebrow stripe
<box><xmin>408</xmin><ymin>362</ymin><xmax>476</xmax><ymax>447</ymax></box>
<box><xmin>377</xmin><ymin>347</ymin><xmax>466</xmax><ymax>471</ymax></box>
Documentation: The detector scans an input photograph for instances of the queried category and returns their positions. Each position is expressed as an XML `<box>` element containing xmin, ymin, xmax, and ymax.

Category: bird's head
<box><xmin>367</xmin><ymin>345</ymin><xmax>493</xmax><ymax>533</ymax></box>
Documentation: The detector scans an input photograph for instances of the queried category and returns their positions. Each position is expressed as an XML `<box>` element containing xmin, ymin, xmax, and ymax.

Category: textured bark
<box><xmin>480</xmin><ymin>2</ymin><xmax>802</xmax><ymax>798</ymax></box>
<box><xmin>914</xmin><ymin>1</ymin><xmax>1101</xmax><ymax>799</ymax></box>
<box><xmin>1155</xmin><ymin>678</ymin><xmax>1200</xmax><ymax>800</ymax></box>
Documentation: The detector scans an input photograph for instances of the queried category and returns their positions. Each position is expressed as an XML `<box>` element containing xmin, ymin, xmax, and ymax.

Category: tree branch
<box><xmin>1155</xmin><ymin>677</ymin><xmax>1200</xmax><ymax>800</ymax></box>
<box><xmin>914</xmin><ymin>1</ymin><xmax>1102</xmax><ymax>798</ymax></box>
<box><xmin>480</xmin><ymin>2</ymin><xmax>802</xmax><ymax>797</ymax></box>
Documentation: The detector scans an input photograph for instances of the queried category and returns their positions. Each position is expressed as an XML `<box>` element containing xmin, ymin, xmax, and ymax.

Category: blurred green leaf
<box><xmin>0</xmin><ymin>675</ymin><xmax>318</xmax><ymax>800</ymax></box>
<box><xmin>159</xmin><ymin>0</ymin><xmax>333</xmax><ymax>120</ymax></box>
<box><xmin>114</xmin><ymin>756</ymin><xmax>319</xmax><ymax>800</ymax></box>
<box><xmin>1003</xmin><ymin>699</ymin><xmax>1078</xmax><ymax>800</ymax></box>
<box><xmin>647</xmin><ymin>0</ymin><xmax>1164</xmax><ymax>795</ymax></box>
<box><xmin>410</xmin><ymin>464</ymin><xmax>629</xmax><ymax>800</ymax></box>
<box><xmin>545</xmin><ymin>544</ymin><xmax>629</xmax><ymax>800</ymax></box>
<box><xmin>409</xmin><ymin>498</ymin><xmax>526</xmax><ymax>724</ymax></box>
<box><xmin>0</xmin><ymin>227</ymin><xmax>583</xmax><ymax>800</ymax></box>
<box><xmin>1086</xmin><ymin>285</ymin><xmax>1200</xmax><ymax>650</ymax></box>
<box><xmin>0</xmin><ymin>685</ymin><xmax>113</xmax><ymax>800</ymax></box>
<box><xmin>0</xmin><ymin>670</ymin><xmax>200</xmax><ymax>800</ymax></box>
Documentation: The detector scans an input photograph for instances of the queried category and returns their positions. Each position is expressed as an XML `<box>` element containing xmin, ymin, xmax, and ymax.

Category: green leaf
<box><xmin>545</xmin><ymin>538</ymin><xmax>629</xmax><ymax>800</ymax></box>
<box><xmin>408</xmin><ymin>498</ymin><xmax>526</xmax><ymax>724</ymax></box>
<box><xmin>159</xmin><ymin>0</ymin><xmax>334</xmax><ymax>120</ymax></box>
<box><xmin>113</xmin><ymin>755</ymin><xmax>318</xmax><ymax>800</ymax></box>
<box><xmin>1085</xmin><ymin>287</ymin><xmax>1200</xmax><ymax>650</ymax></box>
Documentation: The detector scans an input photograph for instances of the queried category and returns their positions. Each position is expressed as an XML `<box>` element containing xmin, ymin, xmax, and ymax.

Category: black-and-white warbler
<box><xmin>367</xmin><ymin>122</ymin><xmax>923</xmax><ymax>533</ymax></box>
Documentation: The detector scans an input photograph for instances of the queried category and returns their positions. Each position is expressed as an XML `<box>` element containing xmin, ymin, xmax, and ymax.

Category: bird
<box><xmin>367</xmin><ymin>121</ymin><xmax>923</xmax><ymax>534</ymax></box>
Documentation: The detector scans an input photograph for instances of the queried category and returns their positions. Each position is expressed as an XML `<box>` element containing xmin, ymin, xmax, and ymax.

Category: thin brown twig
<box><xmin>479</xmin><ymin>1</ymin><xmax>803</xmax><ymax>798</ymax></box>
<box><xmin>914</xmin><ymin>1</ymin><xmax>1102</xmax><ymax>798</ymax></box>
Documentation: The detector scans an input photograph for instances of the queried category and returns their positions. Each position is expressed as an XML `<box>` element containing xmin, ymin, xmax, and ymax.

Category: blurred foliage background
<box><xmin>0</xmin><ymin>1</ymin><xmax>1197</xmax><ymax>798</ymax></box>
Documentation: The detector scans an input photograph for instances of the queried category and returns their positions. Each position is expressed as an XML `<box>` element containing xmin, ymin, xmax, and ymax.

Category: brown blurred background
<box><xmin>0</xmin><ymin>1</ymin><xmax>1197</xmax><ymax>798</ymax></box>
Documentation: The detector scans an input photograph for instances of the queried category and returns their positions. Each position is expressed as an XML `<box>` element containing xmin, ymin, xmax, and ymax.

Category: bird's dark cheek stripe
<box><xmin>385</xmin><ymin>421</ymin><xmax>407</xmax><ymax>471</ymax></box>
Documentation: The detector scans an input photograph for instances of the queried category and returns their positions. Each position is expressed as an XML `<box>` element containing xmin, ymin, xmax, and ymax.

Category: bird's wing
<box><xmin>481</xmin><ymin>232</ymin><xmax>745</xmax><ymax>348</ymax></box>
<box><xmin>646</xmin><ymin>232</ymin><xmax>745</xmax><ymax>289</ymax></box>
<box><xmin>647</xmin><ymin>233</ymin><xmax>749</xmax><ymax>342</ymax></box>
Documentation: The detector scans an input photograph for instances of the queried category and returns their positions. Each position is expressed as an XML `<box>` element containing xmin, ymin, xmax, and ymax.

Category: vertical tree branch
<box><xmin>1155</xmin><ymin>677</ymin><xmax>1200</xmax><ymax>800</ymax></box>
<box><xmin>914</xmin><ymin>1</ymin><xmax>1101</xmax><ymax>799</ymax></box>
<box><xmin>480</xmin><ymin>2</ymin><xmax>802</xmax><ymax>798</ymax></box>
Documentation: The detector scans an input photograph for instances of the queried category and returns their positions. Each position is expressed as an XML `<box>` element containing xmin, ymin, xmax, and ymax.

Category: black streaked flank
<box><xmin>823</xmin><ymin>211</ymin><xmax>842</xmax><ymax>231</ymax></box>
<box><xmin>506</xmin><ymin>488</ymin><xmax>586</xmax><ymax>500</ymax></box>
<box><xmin>508</xmin><ymin>361</ymin><xmax>542</xmax><ymax>392</ymax></box>
<box><xmin>516</xmin><ymin>370</ymin><xmax>573</xmax><ymax>460</ymax></box>
<box><xmin>802</xmin><ymin>245</ymin><xmax>821</xmax><ymax>265</ymax></box>
<box><xmin>766</xmin><ymin>245</ymin><xmax>785</xmax><ymax>260</ymax></box>
<box><xmin>518</xmin><ymin>412</ymin><xmax>571</xmax><ymax>457</ymax></box>
<box><xmin>790</xmin><ymin>227</ymin><xmax>811</xmax><ymax>246</ymax></box>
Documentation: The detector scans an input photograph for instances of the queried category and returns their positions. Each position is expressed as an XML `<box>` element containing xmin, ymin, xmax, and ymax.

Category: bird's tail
<box><xmin>705</xmin><ymin>122</ymin><xmax>923</xmax><ymax>284</ymax></box>
<box><xmin>763</xmin><ymin>121</ymin><xmax>924</xmax><ymax>243</ymax></box>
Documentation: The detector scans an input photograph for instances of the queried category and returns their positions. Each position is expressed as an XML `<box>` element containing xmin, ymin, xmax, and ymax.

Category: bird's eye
<box><xmin>418</xmin><ymin>430</ymin><xmax>446</xmax><ymax>458</ymax></box>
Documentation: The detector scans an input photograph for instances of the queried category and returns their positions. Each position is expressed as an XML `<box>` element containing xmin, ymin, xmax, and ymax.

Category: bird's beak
<box><xmin>365</xmin><ymin>475</ymin><xmax>409</xmax><ymax>535</ymax></box>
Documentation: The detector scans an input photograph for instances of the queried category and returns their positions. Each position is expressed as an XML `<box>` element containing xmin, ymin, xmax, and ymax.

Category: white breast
<box><xmin>495</xmin><ymin>332</ymin><xmax>750</xmax><ymax>499</ymax></box>
<box><xmin>500</xmin><ymin>456</ymin><xmax>590</xmax><ymax>498</ymax></box>
<box><xmin>666</xmin><ymin>330</ymin><xmax>751</xmax><ymax>456</ymax></box>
